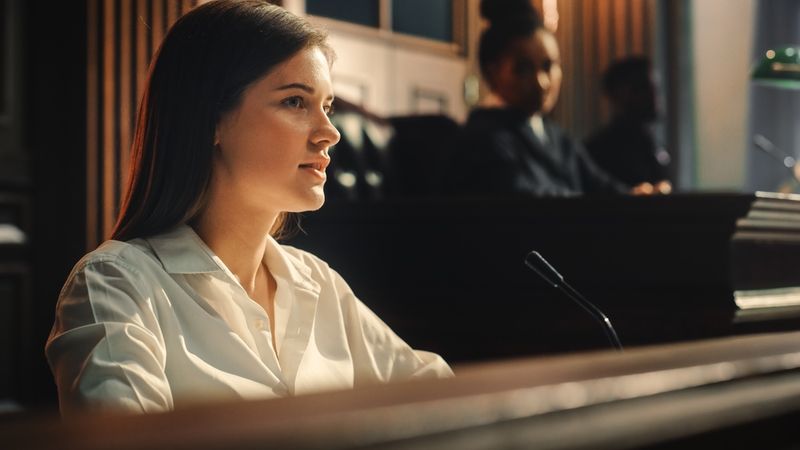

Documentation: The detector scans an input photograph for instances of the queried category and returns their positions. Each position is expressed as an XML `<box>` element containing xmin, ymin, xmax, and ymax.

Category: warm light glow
<box><xmin>771</xmin><ymin>62</ymin><xmax>800</xmax><ymax>73</ymax></box>
<box><xmin>767</xmin><ymin>49</ymin><xmax>776</xmax><ymax>59</ymax></box>
<box><xmin>543</xmin><ymin>0</ymin><xmax>559</xmax><ymax>31</ymax></box>
<box><xmin>336</xmin><ymin>171</ymin><xmax>357</xmax><ymax>188</ymax></box>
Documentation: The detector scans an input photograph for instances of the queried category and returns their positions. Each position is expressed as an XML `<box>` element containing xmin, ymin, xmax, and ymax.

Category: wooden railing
<box><xmin>6</xmin><ymin>331</ymin><xmax>800</xmax><ymax>449</ymax></box>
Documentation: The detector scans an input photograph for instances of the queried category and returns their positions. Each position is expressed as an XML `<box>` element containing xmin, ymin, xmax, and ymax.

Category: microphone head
<box><xmin>524</xmin><ymin>251</ymin><xmax>564</xmax><ymax>287</ymax></box>
<box><xmin>753</xmin><ymin>134</ymin><xmax>775</xmax><ymax>152</ymax></box>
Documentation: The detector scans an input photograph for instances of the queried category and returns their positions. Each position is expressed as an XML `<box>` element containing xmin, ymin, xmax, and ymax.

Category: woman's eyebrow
<box><xmin>274</xmin><ymin>82</ymin><xmax>314</xmax><ymax>93</ymax></box>
<box><xmin>274</xmin><ymin>82</ymin><xmax>334</xmax><ymax>101</ymax></box>
<box><xmin>275</xmin><ymin>83</ymin><xmax>333</xmax><ymax>101</ymax></box>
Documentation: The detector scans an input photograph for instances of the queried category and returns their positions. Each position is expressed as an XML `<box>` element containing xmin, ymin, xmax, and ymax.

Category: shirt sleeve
<box><xmin>331</xmin><ymin>269</ymin><xmax>454</xmax><ymax>386</ymax></box>
<box><xmin>45</xmin><ymin>257</ymin><xmax>173</xmax><ymax>416</ymax></box>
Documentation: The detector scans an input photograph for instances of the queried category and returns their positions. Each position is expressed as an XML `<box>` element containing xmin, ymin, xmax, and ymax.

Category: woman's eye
<box><xmin>324</xmin><ymin>104</ymin><xmax>335</xmax><ymax>116</ymax></box>
<box><xmin>283</xmin><ymin>96</ymin><xmax>304</xmax><ymax>109</ymax></box>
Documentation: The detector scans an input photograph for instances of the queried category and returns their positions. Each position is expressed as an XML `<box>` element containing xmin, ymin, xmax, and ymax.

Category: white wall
<box><xmin>691</xmin><ymin>0</ymin><xmax>756</xmax><ymax>190</ymax></box>
<box><xmin>323</xmin><ymin>29</ymin><xmax>469</xmax><ymax>121</ymax></box>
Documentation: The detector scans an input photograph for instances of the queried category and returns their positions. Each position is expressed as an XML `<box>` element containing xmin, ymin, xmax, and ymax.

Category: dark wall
<box><xmin>21</xmin><ymin>0</ymin><xmax>87</xmax><ymax>408</ymax></box>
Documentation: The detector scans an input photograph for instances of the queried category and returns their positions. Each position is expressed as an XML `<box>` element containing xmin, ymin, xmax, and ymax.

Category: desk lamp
<box><xmin>752</xmin><ymin>46</ymin><xmax>800</xmax><ymax>89</ymax></box>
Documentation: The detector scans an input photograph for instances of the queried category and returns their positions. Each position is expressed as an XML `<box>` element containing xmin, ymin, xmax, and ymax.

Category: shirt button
<box><xmin>254</xmin><ymin>319</ymin><xmax>266</xmax><ymax>330</ymax></box>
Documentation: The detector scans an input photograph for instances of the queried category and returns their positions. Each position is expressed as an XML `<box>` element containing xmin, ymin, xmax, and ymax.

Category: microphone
<box><xmin>753</xmin><ymin>134</ymin><xmax>797</xmax><ymax>172</ymax></box>
<box><xmin>524</xmin><ymin>251</ymin><xmax>623</xmax><ymax>351</ymax></box>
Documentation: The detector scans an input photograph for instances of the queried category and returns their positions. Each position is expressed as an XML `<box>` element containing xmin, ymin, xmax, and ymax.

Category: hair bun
<box><xmin>480</xmin><ymin>0</ymin><xmax>537</xmax><ymax>25</ymax></box>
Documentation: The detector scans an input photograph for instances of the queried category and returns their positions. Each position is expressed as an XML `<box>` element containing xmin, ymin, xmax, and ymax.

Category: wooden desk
<box><xmin>286</xmin><ymin>193</ymin><xmax>800</xmax><ymax>360</ymax></box>
<box><xmin>5</xmin><ymin>331</ymin><xmax>800</xmax><ymax>449</ymax></box>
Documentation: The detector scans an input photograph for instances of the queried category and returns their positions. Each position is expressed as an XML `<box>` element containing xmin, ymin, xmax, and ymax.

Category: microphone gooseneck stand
<box><xmin>525</xmin><ymin>251</ymin><xmax>623</xmax><ymax>351</ymax></box>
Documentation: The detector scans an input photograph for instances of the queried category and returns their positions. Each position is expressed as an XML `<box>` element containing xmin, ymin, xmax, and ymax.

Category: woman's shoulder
<box><xmin>70</xmin><ymin>238</ymin><xmax>162</xmax><ymax>276</ymax></box>
<box><xmin>56</xmin><ymin>239</ymin><xmax>165</xmax><ymax>303</ymax></box>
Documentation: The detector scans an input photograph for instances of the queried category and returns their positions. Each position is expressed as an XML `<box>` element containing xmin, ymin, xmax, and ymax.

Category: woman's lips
<box><xmin>299</xmin><ymin>162</ymin><xmax>326</xmax><ymax>180</ymax></box>
<box><xmin>299</xmin><ymin>162</ymin><xmax>323</xmax><ymax>170</ymax></box>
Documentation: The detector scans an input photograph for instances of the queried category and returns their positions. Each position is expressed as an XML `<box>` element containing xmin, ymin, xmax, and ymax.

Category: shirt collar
<box><xmin>263</xmin><ymin>235</ymin><xmax>319</xmax><ymax>293</ymax></box>
<box><xmin>144</xmin><ymin>224</ymin><xmax>318</xmax><ymax>291</ymax></box>
<box><xmin>144</xmin><ymin>225</ymin><xmax>221</xmax><ymax>274</ymax></box>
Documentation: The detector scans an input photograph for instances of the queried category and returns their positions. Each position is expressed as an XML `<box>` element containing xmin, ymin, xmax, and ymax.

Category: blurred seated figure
<box><xmin>327</xmin><ymin>98</ymin><xmax>460</xmax><ymax>200</ymax></box>
<box><xmin>585</xmin><ymin>56</ymin><xmax>672</xmax><ymax>194</ymax></box>
<box><xmin>448</xmin><ymin>0</ymin><xmax>628</xmax><ymax>197</ymax></box>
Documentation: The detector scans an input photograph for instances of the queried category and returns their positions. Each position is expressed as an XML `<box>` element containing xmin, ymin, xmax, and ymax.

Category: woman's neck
<box><xmin>191</xmin><ymin>197</ymin><xmax>277</xmax><ymax>294</ymax></box>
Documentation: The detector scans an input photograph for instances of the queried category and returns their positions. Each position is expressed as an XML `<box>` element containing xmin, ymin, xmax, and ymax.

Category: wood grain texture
<box><xmin>86</xmin><ymin>0</ymin><xmax>197</xmax><ymax>246</ymax></box>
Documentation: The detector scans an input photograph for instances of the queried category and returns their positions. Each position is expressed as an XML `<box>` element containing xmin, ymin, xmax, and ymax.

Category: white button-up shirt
<box><xmin>46</xmin><ymin>225</ymin><xmax>452</xmax><ymax>416</ymax></box>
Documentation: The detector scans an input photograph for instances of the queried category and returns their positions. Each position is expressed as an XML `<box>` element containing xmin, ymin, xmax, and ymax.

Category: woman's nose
<box><xmin>313</xmin><ymin>113</ymin><xmax>341</xmax><ymax>147</ymax></box>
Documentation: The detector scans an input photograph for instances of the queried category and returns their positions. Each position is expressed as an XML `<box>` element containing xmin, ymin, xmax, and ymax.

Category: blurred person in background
<box><xmin>585</xmin><ymin>56</ymin><xmax>672</xmax><ymax>194</ymax></box>
<box><xmin>450</xmin><ymin>0</ymin><xmax>640</xmax><ymax>196</ymax></box>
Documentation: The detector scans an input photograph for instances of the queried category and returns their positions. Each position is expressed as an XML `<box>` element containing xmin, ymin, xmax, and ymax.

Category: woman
<box><xmin>451</xmin><ymin>0</ymin><xmax>628</xmax><ymax>196</ymax></box>
<box><xmin>46</xmin><ymin>0</ymin><xmax>452</xmax><ymax>416</ymax></box>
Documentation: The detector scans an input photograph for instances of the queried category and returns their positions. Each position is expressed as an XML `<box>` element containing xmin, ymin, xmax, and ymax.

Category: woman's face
<box><xmin>214</xmin><ymin>46</ymin><xmax>340</xmax><ymax>214</ymax></box>
<box><xmin>490</xmin><ymin>29</ymin><xmax>562</xmax><ymax>116</ymax></box>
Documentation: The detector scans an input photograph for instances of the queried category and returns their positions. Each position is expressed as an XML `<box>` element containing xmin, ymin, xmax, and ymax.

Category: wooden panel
<box><xmin>166</xmin><ymin>0</ymin><xmax>178</xmax><ymax>28</ymax></box>
<box><xmin>581</xmin><ymin>0</ymin><xmax>599</xmax><ymax>133</ymax></box>
<box><xmin>630</xmin><ymin>0</ymin><xmax>644</xmax><ymax>54</ymax></box>
<box><xmin>151</xmin><ymin>0</ymin><xmax>164</xmax><ymax>57</ymax></box>
<box><xmin>552</xmin><ymin>0</ymin><xmax>574</xmax><ymax>129</ymax></box>
<box><xmin>135</xmin><ymin>0</ymin><xmax>148</xmax><ymax>102</ymax></box>
<box><xmin>102</xmin><ymin>0</ymin><xmax>115</xmax><ymax>241</ymax></box>
<box><xmin>86</xmin><ymin>0</ymin><xmax>198</xmax><ymax>247</ymax></box>
<box><xmin>86</xmin><ymin>0</ymin><xmax>99</xmax><ymax>248</ymax></box>
<box><xmin>595</xmin><ymin>0</ymin><xmax>610</xmax><ymax>73</ymax></box>
<box><xmin>637</xmin><ymin>0</ymin><xmax>657</xmax><ymax>57</ymax></box>
<box><xmin>119</xmin><ymin>0</ymin><xmax>132</xmax><ymax>209</ymax></box>
<box><xmin>612</xmin><ymin>0</ymin><xmax>627</xmax><ymax>58</ymax></box>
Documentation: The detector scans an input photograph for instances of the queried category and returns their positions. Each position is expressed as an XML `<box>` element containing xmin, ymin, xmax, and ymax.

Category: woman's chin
<box><xmin>292</xmin><ymin>191</ymin><xmax>326</xmax><ymax>213</ymax></box>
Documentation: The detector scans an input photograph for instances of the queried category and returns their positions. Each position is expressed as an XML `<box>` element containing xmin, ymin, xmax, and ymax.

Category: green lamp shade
<box><xmin>752</xmin><ymin>46</ymin><xmax>800</xmax><ymax>89</ymax></box>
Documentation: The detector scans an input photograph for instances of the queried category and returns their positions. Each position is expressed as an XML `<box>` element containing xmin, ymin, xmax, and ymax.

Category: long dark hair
<box><xmin>478</xmin><ymin>0</ymin><xmax>543</xmax><ymax>86</ymax></box>
<box><xmin>112</xmin><ymin>0</ymin><xmax>329</xmax><ymax>241</ymax></box>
